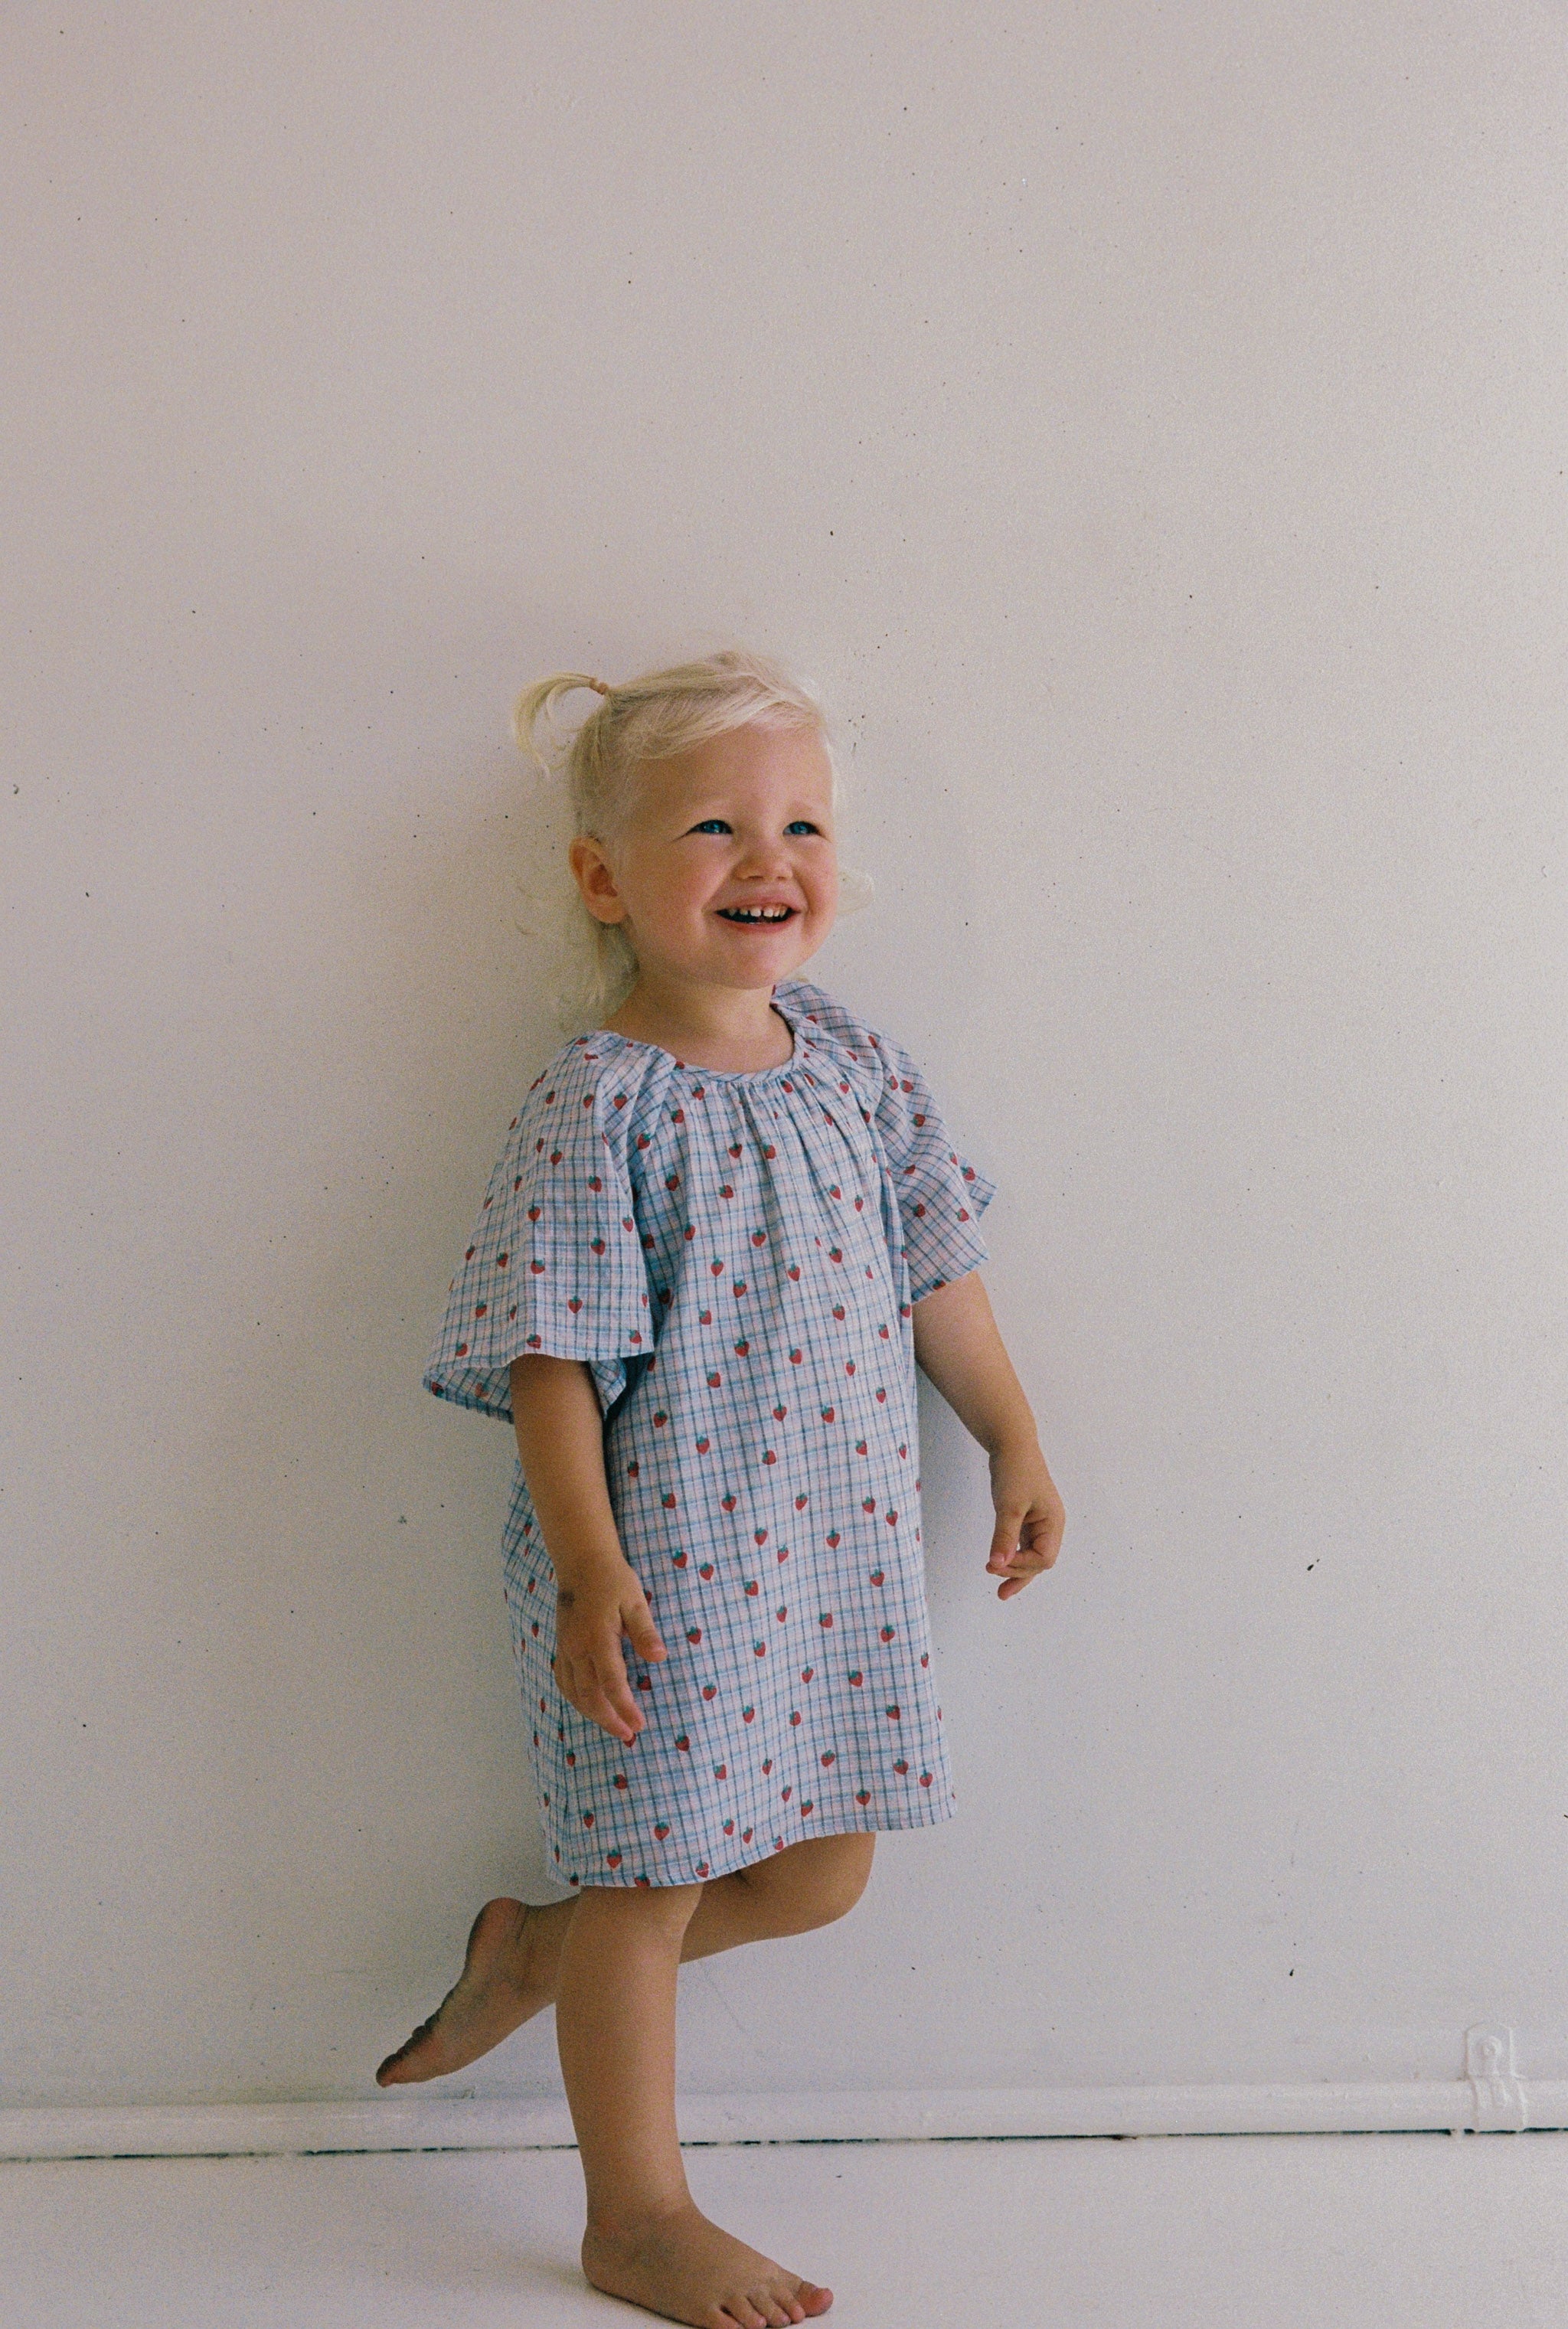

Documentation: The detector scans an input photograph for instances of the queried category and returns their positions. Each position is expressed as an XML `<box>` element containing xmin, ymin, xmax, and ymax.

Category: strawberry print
<box><xmin>424</xmin><ymin>978</ymin><xmax>994</xmax><ymax>1889</ymax></box>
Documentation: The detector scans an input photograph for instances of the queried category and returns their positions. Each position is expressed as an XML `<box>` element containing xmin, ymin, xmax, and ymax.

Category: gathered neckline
<box><xmin>586</xmin><ymin>984</ymin><xmax>812</xmax><ymax>1084</ymax></box>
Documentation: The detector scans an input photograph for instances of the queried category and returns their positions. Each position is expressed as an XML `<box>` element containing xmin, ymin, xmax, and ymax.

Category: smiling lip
<box><xmin>716</xmin><ymin>903</ymin><xmax>798</xmax><ymax>925</ymax></box>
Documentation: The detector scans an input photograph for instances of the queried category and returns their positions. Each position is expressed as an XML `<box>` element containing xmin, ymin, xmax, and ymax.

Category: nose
<box><xmin>733</xmin><ymin>832</ymin><xmax>795</xmax><ymax>880</ymax></box>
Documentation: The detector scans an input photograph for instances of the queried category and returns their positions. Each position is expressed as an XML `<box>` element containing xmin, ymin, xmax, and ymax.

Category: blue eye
<box><xmin>688</xmin><ymin>818</ymin><xmax>732</xmax><ymax>835</ymax></box>
<box><xmin>784</xmin><ymin>820</ymin><xmax>820</xmax><ymax>837</ymax></box>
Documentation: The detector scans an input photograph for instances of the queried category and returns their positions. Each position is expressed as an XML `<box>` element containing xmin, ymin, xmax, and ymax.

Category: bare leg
<box><xmin>377</xmin><ymin>1834</ymin><xmax>873</xmax><ymax>2087</ymax></box>
<box><xmin>558</xmin><ymin>1883</ymin><xmax>832</xmax><ymax>2327</ymax></box>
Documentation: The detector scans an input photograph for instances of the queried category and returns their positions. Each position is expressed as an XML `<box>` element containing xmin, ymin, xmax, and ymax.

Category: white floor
<box><xmin>5</xmin><ymin>2132</ymin><xmax>1567</xmax><ymax>2328</ymax></box>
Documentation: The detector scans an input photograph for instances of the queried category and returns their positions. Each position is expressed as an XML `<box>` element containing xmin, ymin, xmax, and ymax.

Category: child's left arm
<box><xmin>911</xmin><ymin>1272</ymin><xmax>1066</xmax><ymax>1600</ymax></box>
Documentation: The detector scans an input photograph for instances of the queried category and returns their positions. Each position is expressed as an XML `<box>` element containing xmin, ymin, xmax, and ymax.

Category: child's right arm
<box><xmin>509</xmin><ymin>1354</ymin><xmax>668</xmax><ymax>1746</ymax></box>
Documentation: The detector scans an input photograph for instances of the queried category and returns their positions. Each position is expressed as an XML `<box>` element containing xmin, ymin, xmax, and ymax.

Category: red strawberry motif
<box><xmin>695</xmin><ymin>1437</ymin><xmax>710</xmax><ymax>1454</ymax></box>
<box><xmin>777</xmin><ymin>1547</ymin><xmax>789</xmax><ymax>1563</ymax></box>
<box><xmin>845</xmin><ymin>1360</ymin><xmax>856</xmax><ymax>1375</ymax></box>
<box><xmin>854</xmin><ymin>1789</ymin><xmax>871</xmax><ymax>1806</ymax></box>
<box><xmin>695</xmin><ymin>1861</ymin><xmax>710</xmax><ymax>1877</ymax></box>
<box><xmin>848</xmin><ymin>1671</ymin><xmax>864</xmax><ymax>1685</ymax></box>
<box><xmin>583</xmin><ymin>1811</ymin><xmax>594</xmax><ymax>1826</ymax></box>
<box><xmin>675</xmin><ymin>1733</ymin><xmax>691</xmax><ymax>1752</ymax></box>
<box><xmin>863</xmin><ymin>1498</ymin><xmax>876</xmax><ymax>1514</ymax></box>
<box><xmin>870</xmin><ymin>1568</ymin><xmax>884</xmax><ymax>1586</ymax></box>
<box><xmin>886</xmin><ymin>1510</ymin><xmax>898</xmax><ymax>1526</ymax></box>
<box><xmin>787</xmin><ymin>1265</ymin><xmax>801</xmax><ymax>1280</ymax></box>
<box><xmin>763</xmin><ymin>1450</ymin><xmax>777</xmax><ymax>1465</ymax></box>
<box><xmin>789</xmin><ymin>1349</ymin><xmax>803</xmax><ymax>1364</ymax></box>
<box><xmin>819</xmin><ymin>1612</ymin><xmax>834</xmax><ymax>1628</ymax></box>
<box><xmin>721</xmin><ymin>1494</ymin><xmax>737</xmax><ymax>1511</ymax></box>
<box><xmin>614</xmin><ymin>1774</ymin><xmax>629</xmax><ymax>1789</ymax></box>
<box><xmin>723</xmin><ymin>1820</ymin><xmax>735</xmax><ymax>1835</ymax></box>
<box><xmin>880</xmin><ymin>1625</ymin><xmax>895</xmax><ymax>1642</ymax></box>
<box><xmin>795</xmin><ymin>1494</ymin><xmax>808</xmax><ymax>1510</ymax></box>
<box><xmin>886</xmin><ymin>1704</ymin><xmax>901</xmax><ymax>1720</ymax></box>
<box><xmin>821</xmin><ymin>1407</ymin><xmax>835</xmax><ymax>1423</ymax></box>
<box><xmin>698</xmin><ymin>1563</ymin><xmax>715</xmax><ymax>1581</ymax></box>
<box><xmin>607</xmin><ymin>1850</ymin><xmax>622</xmax><ymax>1867</ymax></box>
<box><xmin>775</xmin><ymin>1605</ymin><xmax>787</xmax><ymax>1621</ymax></box>
<box><xmin>789</xmin><ymin>1710</ymin><xmax>802</xmax><ymax>1727</ymax></box>
<box><xmin>920</xmin><ymin>1772</ymin><xmax>934</xmax><ymax>1788</ymax></box>
<box><xmin>743</xmin><ymin>1828</ymin><xmax>754</xmax><ymax>1842</ymax></box>
<box><xmin>856</xmin><ymin>1439</ymin><xmax>867</xmax><ymax>1455</ymax></box>
<box><xmin>821</xmin><ymin>1750</ymin><xmax>836</xmax><ymax>1766</ymax></box>
<box><xmin>762</xmin><ymin>1759</ymin><xmax>773</xmax><ymax>1775</ymax></box>
<box><xmin>781</xmin><ymin>1785</ymin><xmax>792</xmax><ymax>1801</ymax></box>
<box><xmin>654</xmin><ymin>1821</ymin><xmax>670</xmax><ymax>1838</ymax></box>
<box><xmin>743</xmin><ymin>1707</ymin><xmax>755</xmax><ymax>1723</ymax></box>
<box><xmin>744</xmin><ymin>1581</ymin><xmax>760</xmax><ymax>1596</ymax></box>
<box><xmin>753</xmin><ymin>1642</ymin><xmax>766</xmax><ymax>1656</ymax></box>
<box><xmin>893</xmin><ymin>1758</ymin><xmax>910</xmax><ymax>1775</ymax></box>
<box><xmin>702</xmin><ymin>1682</ymin><xmax>717</xmax><ymax>1699</ymax></box>
<box><xmin>825</xmin><ymin>1531</ymin><xmax>841</xmax><ymax>1548</ymax></box>
<box><xmin>801</xmin><ymin>1800</ymin><xmax>814</xmax><ymax>1817</ymax></box>
<box><xmin>714</xmin><ymin>1762</ymin><xmax>727</xmax><ymax>1779</ymax></box>
<box><xmin>662</xmin><ymin>1491</ymin><xmax>677</xmax><ymax>1509</ymax></box>
<box><xmin>831</xmin><ymin>1305</ymin><xmax>846</xmax><ymax>1321</ymax></box>
<box><xmin>733</xmin><ymin>1339</ymin><xmax>750</xmax><ymax>1355</ymax></box>
<box><xmin>754</xmin><ymin>1528</ymin><xmax>768</xmax><ymax>1544</ymax></box>
<box><xmin>801</xmin><ymin>1665</ymin><xmax>814</xmax><ymax>1681</ymax></box>
<box><xmin>590</xmin><ymin>1239</ymin><xmax>606</xmax><ymax>1255</ymax></box>
<box><xmin>772</xmin><ymin>1404</ymin><xmax>786</xmax><ymax>1421</ymax></box>
<box><xmin>876</xmin><ymin>1387</ymin><xmax>887</xmax><ymax>1403</ymax></box>
<box><xmin>686</xmin><ymin>1628</ymin><xmax>702</xmax><ymax>1645</ymax></box>
<box><xmin>567</xmin><ymin>1296</ymin><xmax>583</xmax><ymax>1313</ymax></box>
<box><xmin>752</xmin><ymin>1231</ymin><xmax>766</xmax><ymax>1247</ymax></box>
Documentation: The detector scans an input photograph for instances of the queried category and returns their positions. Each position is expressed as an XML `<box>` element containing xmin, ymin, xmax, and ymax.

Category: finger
<box><xmin>556</xmin><ymin>1648</ymin><xmax>642</xmax><ymax>1743</ymax></box>
<box><xmin>577</xmin><ymin>1664</ymin><xmax>642</xmax><ymax>1743</ymax></box>
<box><xmin>624</xmin><ymin>1599</ymin><xmax>668</xmax><ymax>1662</ymax></box>
<box><xmin>986</xmin><ymin>1509</ymin><xmax>1027</xmax><ymax>1572</ymax></box>
<box><xmin>586</xmin><ymin>1644</ymin><xmax>645</xmax><ymax>1739</ymax></box>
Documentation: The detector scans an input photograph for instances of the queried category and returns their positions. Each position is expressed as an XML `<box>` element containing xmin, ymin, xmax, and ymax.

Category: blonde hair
<box><xmin>514</xmin><ymin>647</ymin><xmax>844</xmax><ymax>1018</ymax></box>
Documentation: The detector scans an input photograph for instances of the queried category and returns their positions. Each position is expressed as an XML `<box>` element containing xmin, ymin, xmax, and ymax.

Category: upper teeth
<box><xmin>724</xmin><ymin>906</ymin><xmax>792</xmax><ymax>922</ymax></box>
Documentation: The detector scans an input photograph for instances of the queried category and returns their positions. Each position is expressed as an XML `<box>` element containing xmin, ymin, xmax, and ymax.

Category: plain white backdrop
<box><xmin>4</xmin><ymin>0</ymin><xmax>1566</xmax><ymax>2118</ymax></box>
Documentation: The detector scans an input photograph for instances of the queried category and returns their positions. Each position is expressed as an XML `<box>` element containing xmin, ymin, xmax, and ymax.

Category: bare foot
<box><xmin>375</xmin><ymin>1897</ymin><xmax>561</xmax><ymax>2086</ymax></box>
<box><xmin>583</xmin><ymin>2200</ymin><xmax>833</xmax><ymax>2328</ymax></box>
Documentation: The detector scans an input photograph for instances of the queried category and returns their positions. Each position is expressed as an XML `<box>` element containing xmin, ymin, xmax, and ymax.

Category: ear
<box><xmin>569</xmin><ymin>834</ymin><xmax>627</xmax><ymax>926</ymax></box>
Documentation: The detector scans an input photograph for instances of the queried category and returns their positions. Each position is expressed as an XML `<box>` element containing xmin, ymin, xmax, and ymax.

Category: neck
<box><xmin>604</xmin><ymin>972</ymin><xmax>795</xmax><ymax>1073</ymax></box>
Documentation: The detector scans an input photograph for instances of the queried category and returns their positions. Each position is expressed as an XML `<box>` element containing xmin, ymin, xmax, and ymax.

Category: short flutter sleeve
<box><xmin>871</xmin><ymin>1034</ymin><xmax>997</xmax><ymax>1304</ymax></box>
<box><xmin>423</xmin><ymin>1040</ymin><xmax>655</xmax><ymax>1423</ymax></box>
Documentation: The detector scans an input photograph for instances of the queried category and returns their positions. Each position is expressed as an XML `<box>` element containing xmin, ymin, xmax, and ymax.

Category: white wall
<box><xmin>5</xmin><ymin>0</ymin><xmax>1567</xmax><ymax>2110</ymax></box>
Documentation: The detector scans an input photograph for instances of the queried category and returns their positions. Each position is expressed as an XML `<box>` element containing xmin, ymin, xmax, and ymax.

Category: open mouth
<box><xmin>717</xmin><ymin>905</ymin><xmax>797</xmax><ymax>925</ymax></box>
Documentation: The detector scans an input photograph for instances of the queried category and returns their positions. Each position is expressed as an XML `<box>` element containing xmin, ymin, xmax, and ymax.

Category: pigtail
<box><xmin>512</xmin><ymin>672</ymin><xmax>612</xmax><ymax>776</ymax></box>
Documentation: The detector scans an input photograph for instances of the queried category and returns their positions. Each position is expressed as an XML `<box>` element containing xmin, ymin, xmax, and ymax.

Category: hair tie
<box><xmin>587</xmin><ymin>678</ymin><xmax>611</xmax><ymax>698</ymax></box>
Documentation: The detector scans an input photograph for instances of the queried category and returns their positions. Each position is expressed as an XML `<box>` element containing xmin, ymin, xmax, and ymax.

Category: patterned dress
<box><xmin>424</xmin><ymin>978</ymin><xmax>995</xmax><ymax>1889</ymax></box>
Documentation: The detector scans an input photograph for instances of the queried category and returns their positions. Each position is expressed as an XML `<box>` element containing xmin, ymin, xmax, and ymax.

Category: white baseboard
<box><xmin>5</xmin><ymin>2076</ymin><xmax>1568</xmax><ymax>2161</ymax></box>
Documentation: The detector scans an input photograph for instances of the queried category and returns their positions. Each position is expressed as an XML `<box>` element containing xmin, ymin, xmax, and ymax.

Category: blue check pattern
<box><xmin>426</xmin><ymin>979</ymin><xmax>995</xmax><ymax>1888</ymax></box>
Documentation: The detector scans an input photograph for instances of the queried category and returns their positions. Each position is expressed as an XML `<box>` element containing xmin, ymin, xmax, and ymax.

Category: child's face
<box><xmin>572</xmin><ymin>721</ymin><xmax>839</xmax><ymax>996</ymax></box>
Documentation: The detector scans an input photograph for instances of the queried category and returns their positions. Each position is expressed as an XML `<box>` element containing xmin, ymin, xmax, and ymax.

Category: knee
<box><xmin>757</xmin><ymin>1837</ymin><xmax>874</xmax><ymax>1933</ymax></box>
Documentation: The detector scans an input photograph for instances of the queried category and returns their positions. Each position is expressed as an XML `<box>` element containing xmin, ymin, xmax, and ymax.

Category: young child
<box><xmin>377</xmin><ymin>649</ymin><xmax>1065</xmax><ymax>2328</ymax></box>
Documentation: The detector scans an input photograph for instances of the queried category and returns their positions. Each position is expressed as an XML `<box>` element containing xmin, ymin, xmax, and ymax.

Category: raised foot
<box><xmin>583</xmin><ymin>2200</ymin><xmax>832</xmax><ymax>2329</ymax></box>
<box><xmin>374</xmin><ymin>1897</ymin><xmax>548</xmax><ymax>2086</ymax></box>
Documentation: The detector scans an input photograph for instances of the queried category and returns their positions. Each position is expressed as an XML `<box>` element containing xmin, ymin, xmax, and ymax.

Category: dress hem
<box><xmin>548</xmin><ymin>1794</ymin><xmax>957</xmax><ymax>1890</ymax></box>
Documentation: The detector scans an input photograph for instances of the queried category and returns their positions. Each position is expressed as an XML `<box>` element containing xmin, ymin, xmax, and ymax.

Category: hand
<box><xmin>985</xmin><ymin>1436</ymin><xmax>1066</xmax><ymax>1600</ymax></box>
<box><xmin>552</xmin><ymin>1555</ymin><xmax>668</xmax><ymax>1743</ymax></box>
